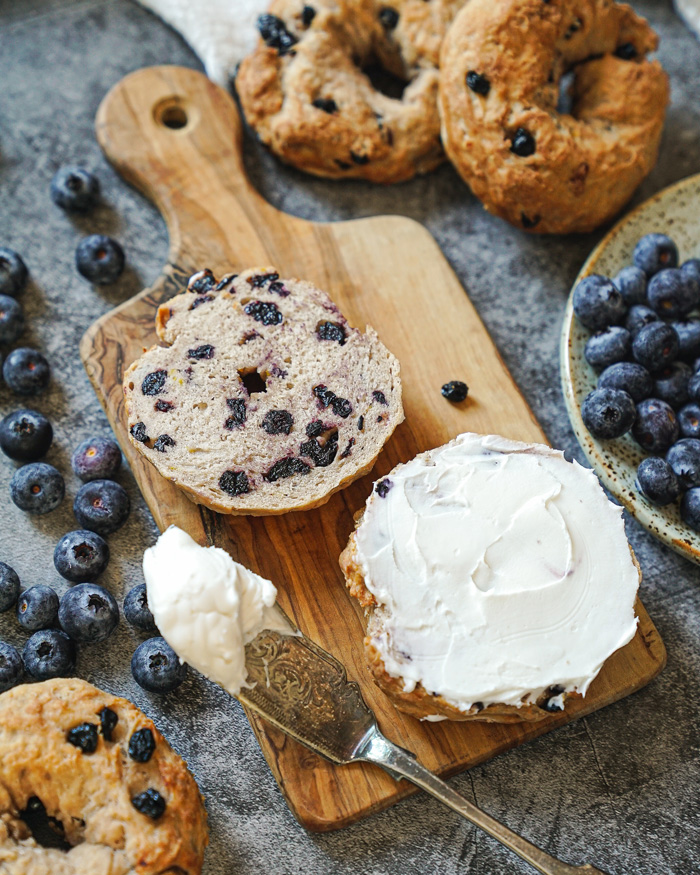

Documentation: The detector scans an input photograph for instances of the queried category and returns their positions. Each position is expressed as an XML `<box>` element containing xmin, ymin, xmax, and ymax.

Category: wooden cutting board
<box><xmin>82</xmin><ymin>65</ymin><xmax>666</xmax><ymax>831</ymax></box>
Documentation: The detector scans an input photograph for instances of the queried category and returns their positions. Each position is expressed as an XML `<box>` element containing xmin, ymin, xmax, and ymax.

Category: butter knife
<box><xmin>240</xmin><ymin>605</ymin><xmax>611</xmax><ymax>875</ymax></box>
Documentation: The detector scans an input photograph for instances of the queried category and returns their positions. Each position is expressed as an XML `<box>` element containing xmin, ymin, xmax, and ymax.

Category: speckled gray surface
<box><xmin>0</xmin><ymin>1</ymin><xmax>699</xmax><ymax>873</ymax></box>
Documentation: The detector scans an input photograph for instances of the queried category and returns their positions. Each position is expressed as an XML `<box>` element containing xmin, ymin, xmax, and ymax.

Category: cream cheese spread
<box><xmin>354</xmin><ymin>433</ymin><xmax>640</xmax><ymax>714</ymax></box>
<box><xmin>144</xmin><ymin>526</ymin><xmax>285</xmax><ymax>695</ymax></box>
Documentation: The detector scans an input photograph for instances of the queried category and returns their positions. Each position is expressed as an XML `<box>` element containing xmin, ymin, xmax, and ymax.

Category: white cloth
<box><xmin>676</xmin><ymin>0</ymin><xmax>700</xmax><ymax>39</ymax></box>
<box><xmin>135</xmin><ymin>0</ymin><xmax>269</xmax><ymax>85</ymax></box>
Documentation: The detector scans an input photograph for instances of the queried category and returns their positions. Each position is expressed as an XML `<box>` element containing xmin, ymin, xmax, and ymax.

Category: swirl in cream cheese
<box><xmin>354</xmin><ymin>433</ymin><xmax>639</xmax><ymax>714</ymax></box>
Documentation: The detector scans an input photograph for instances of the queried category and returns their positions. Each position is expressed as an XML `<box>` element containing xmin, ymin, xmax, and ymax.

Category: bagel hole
<box><xmin>361</xmin><ymin>61</ymin><xmax>407</xmax><ymax>100</ymax></box>
<box><xmin>20</xmin><ymin>797</ymin><xmax>71</xmax><ymax>851</ymax></box>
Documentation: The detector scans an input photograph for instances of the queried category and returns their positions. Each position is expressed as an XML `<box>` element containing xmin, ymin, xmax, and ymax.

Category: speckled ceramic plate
<box><xmin>561</xmin><ymin>173</ymin><xmax>700</xmax><ymax>565</ymax></box>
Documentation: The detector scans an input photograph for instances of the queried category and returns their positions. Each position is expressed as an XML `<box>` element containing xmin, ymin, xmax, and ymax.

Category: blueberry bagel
<box><xmin>0</xmin><ymin>678</ymin><xmax>207</xmax><ymax>874</ymax></box>
<box><xmin>124</xmin><ymin>267</ymin><xmax>403</xmax><ymax>514</ymax></box>
<box><xmin>236</xmin><ymin>0</ymin><xmax>464</xmax><ymax>183</ymax></box>
<box><xmin>439</xmin><ymin>0</ymin><xmax>669</xmax><ymax>234</ymax></box>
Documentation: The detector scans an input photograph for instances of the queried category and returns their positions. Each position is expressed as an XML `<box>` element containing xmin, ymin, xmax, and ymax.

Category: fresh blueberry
<box><xmin>58</xmin><ymin>583</ymin><xmax>119</xmax><ymax>643</ymax></box>
<box><xmin>613</xmin><ymin>266</ymin><xmax>648</xmax><ymax>306</ymax></box>
<box><xmin>3</xmin><ymin>348</ymin><xmax>50</xmax><ymax>395</ymax></box>
<box><xmin>632</xmin><ymin>398</ymin><xmax>679</xmax><ymax>453</ymax></box>
<box><xmin>71</xmin><ymin>435</ymin><xmax>122</xmax><ymax>481</ymax></box>
<box><xmin>625</xmin><ymin>305</ymin><xmax>659</xmax><ymax>338</ymax></box>
<box><xmin>666</xmin><ymin>438</ymin><xmax>700</xmax><ymax>489</ymax></box>
<box><xmin>0</xmin><ymin>409</ymin><xmax>53</xmax><ymax>462</ymax></box>
<box><xmin>688</xmin><ymin>372</ymin><xmax>700</xmax><ymax>403</ymax></box>
<box><xmin>581</xmin><ymin>388</ymin><xmax>635</xmax><ymax>439</ymax></box>
<box><xmin>681</xmin><ymin>487</ymin><xmax>700</xmax><ymax>532</ymax></box>
<box><xmin>73</xmin><ymin>480</ymin><xmax>130</xmax><ymax>536</ymax></box>
<box><xmin>0</xmin><ymin>563</ymin><xmax>20</xmax><ymax>612</ymax></box>
<box><xmin>670</xmin><ymin>318</ymin><xmax>700</xmax><ymax>361</ymax></box>
<box><xmin>54</xmin><ymin>530</ymin><xmax>109</xmax><ymax>582</ymax></box>
<box><xmin>632</xmin><ymin>322</ymin><xmax>679</xmax><ymax>373</ymax></box>
<box><xmin>0</xmin><ymin>296</ymin><xmax>24</xmax><ymax>346</ymax></box>
<box><xmin>584</xmin><ymin>326</ymin><xmax>631</xmax><ymax>371</ymax></box>
<box><xmin>633</xmin><ymin>233</ymin><xmax>679</xmax><ymax>276</ymax></box>
<box><xmin>75</xmin><ymin>235</ymin><xmax>125</xmax><ymax>285</ymax></box>
<box><xmin>131</xmin><ymin>637</ymin><xmax>187</xmax><ymax>693</ymax></box>
<box><xmin>0</xmin><ymin>642</ymin><xmax>23</xmax><ymax>692</ymax></box>
<box><xmin>123</xmin><ymin>584</ymin><xmax>157</xmax><ymax>633</ymax></box>
<box><xmin>10</xmin><ymin>463</ymin><xmax>64</xmax><ymax>514</ymax></box>
<box><xmin>678</xmin><ymin>403</ymin><xmax>700</xmax><ymax>439</ymax></box>
<box><xmin>572</xmin><ymin>275</ymin><xmax>626</xmax><ymax>331</ymax></box>
<box><xmin>653</xmin><ymin>362</ymin><xmax>692</xmax><ymax>410</ymax></box>
<box><xmin>23</xmin><ymin>629</ymin><xmax>76</xmax><ymax>679</ymax></box>
<box><xmin>0</xmin><ymin>248</ymin><xmax>28</xmax><ymax>297</ymax></box>
<box><xmin>16</xmin><ymin>585</ymin><xmax>59</xmax><ymax>632</ymax></box>
<box><xmin>636</xmin><ymin>456</ymin><xmax>681</xmax><ymax>506</ymax></box>
<box><xmin>50</xmin><ymin>166</ymin><xmax>100</xmax><ymax>212</ymax></box>
<box><xmin>598</xmin><ymin>362</ymin><xmax>652</xmax><ymax>402</ymax></box>
<box><xmin>647</xmin><ymin>268</ymin><xmax>699</xmax><ymax>318</ymax></box>
<box><xmin>681</xmin><ymin>258</ymin><xmax>700</xmax><ymax>287</ymax></box>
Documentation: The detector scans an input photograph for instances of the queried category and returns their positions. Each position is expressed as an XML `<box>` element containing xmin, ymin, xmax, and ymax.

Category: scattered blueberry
<box><xmin>131</xmin><ymin>788</ymin><xmax>166</xmax><ymax>819</ymax></box>
<box><xmin>0</xmin><ymin>563</ymin><xmax>20</xmax><ymax>612</ymax></box>
<box><xmin>671</xmin><ymin>318</ymin><xmax>700</xmax><ymax>361</ymax></box>
<box><xmin>71</xmin><ymin>436</ymin><xmax>122</xmax><ymax>481</ymax></box>
<box><xmin>681</xmin><ymin>487</ymin><xmax>700</xmax><ymax>532</ymax></box>
<box><xmin>23</xmin><ymin>629</ymin><xmax>76</xmax><ymax>679</ymax></box>
<box><xmin>572</xmin><ymin>275</ymin><xmax>626</xmax><ymax>331</ymax></box>
<box><xmin>653</xmin><ymin>362</ymin><xmax>692</xmax><ymax>410</ymax></box>
<box><xmin>580</xmin><ymin>388</ymin><xmax>635</xmax><ymax>439</ymax></box>
<box><xmin>0</xmin><ymin>642</ymin><xmax>23</xmax><ymax>692</ymax></box>
<box><xmin>131</xmin><ymin>637</ymin><xmax>187</xmax><ymax>693</ymax></box>
<box><xmin>666</xmin><ymin>439</ymin><xmax>700</xmax><ymax>489</ymax></box>
<box><xmin>0</xmin><ymin>409</ymin><xmax>53</xmax><ymax>461</ymax></box>
<box><xmin>613</xmin><ymin>266</ymin><xmax>647</xmax><ymax>306</ymax></box>
<box><xmin>584</xmin><ymin>327</ymin><xmax>631</xmax><ymax>371</ymax></box>
<box><xmin>632</xmin><ymin>322</ymin><xmax>679</xmax><ymax>373</ymax></box>
<box><xmin>128</xmin><ymin>728</ymin><xmax>156</xmax><ymax>762</ymax></box>
<box><xmin>633</xmin><ymin>233</ymin><xmax>678</xmax><ymax>276</ymax></box>
<box><xmin>58</xmin><ymin>583</ymin><xmax>119</xmax><ymax>643</ymax></box>
<box><xmin>647</xmin><ymin>268</ymin><xmax>699</xmax><ymax>318</ymax></box>
<box><xmin>678</xmin><ymin>402</ymin><xmax>700</xmax><ymax>439</ymax></box>
<box><xmin>632</xmin><ymin>398</ymin><xmax>679</xmax><ymax>453</ymax></box>
<box><xmin>0</xmin><ymin>295</ymin><xmax>24</xmax><ymax>346</ymax></box>
<box><xmin>10</xmin><ymin>463</ymin><xmax>64</xmax><ymax>514</ymax></box>
<box><xmin>636</xmin><ymin>457</ymin><xmax>681</xmax><ymax>506</ymax></box>
<box><xmin>441</xmin><ymin>381</ymin><xmax>469</xmax><ymax>402</ymax></box>
<box><xmin>73</xmin><ymin>480</ymin><xmax>130</xmax><ymax>536</ymax></box>
<box><xmin>16</xmin><ymin>585</ymin><xmax>59</xmax><ymax>632</ymax></box>
<box><xmin>75</xmin><ymin>235</ymin><xmax>125</xmax><ymax>285</ymax></box>
<box><xmin>54</xmin><ymin>530</ymin><xmax>109</xmax><ymax>582</ymax></box>
<box><xmin>0</xmin><ymin>248</ymin><xmax>28</xmax><ymax>297</ymax></box>
<box><xmin>123</xmin><ymin>583</ymin><xmax>157</xmax><ymax>633</ymax></box>
<box><xmin>67</xmin><ymin>722</ymin><xmax>99</xmax><ymax>754</ymax></box>
<box><xmin>3</xmin><ymin>348</ymin><xmax>50</xmax><ymax>395</ymax></box>
<box><xmin>625</xmin><ymin>304</ymin><xmax>658</xmax><ymax>337</ymax></box>
<box><xmin>50</xmin><ymin>166</ymin><xmax>100</xmax><ymax>212</ymax></box>
<box><xmin>597</xmin><ymin>362</ymin><xmax>652</xmax><ymax>402</ymax></box>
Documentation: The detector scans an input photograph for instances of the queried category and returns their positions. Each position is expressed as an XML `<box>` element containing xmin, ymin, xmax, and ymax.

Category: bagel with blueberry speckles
<box><xmin>236</xmin><ymin>0</ymin><xmax>465</xmax><ymax>183</ymax></box>
<box><xmin>438</xmin><ymin>0</ymin><xmax>669</xmax><ymax>234</ymax></box>
<box><xmin>0</xmin><ymin>678</ymin><xmax>207</xmax><ymax>874</ymax></box>
<box><xmin>124</xmin><ymin>267</ymin><xmax>403</xmax><ymax>515</ymax></box>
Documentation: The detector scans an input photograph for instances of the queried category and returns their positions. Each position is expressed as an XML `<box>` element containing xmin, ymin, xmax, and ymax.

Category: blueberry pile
<box><xmin>574</xmin><ymin>232</ymin><xmax>700</xmax><ymax>529</ymax></box>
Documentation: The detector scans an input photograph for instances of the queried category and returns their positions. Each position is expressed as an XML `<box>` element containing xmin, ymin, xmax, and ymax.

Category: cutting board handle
<box><xmin>95</xmin><ymin>65</ymin><xmax>290</xmax><ymax>270</ymax></box>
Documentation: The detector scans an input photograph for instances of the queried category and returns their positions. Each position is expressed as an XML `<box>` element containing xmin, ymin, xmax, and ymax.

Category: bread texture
<box><xmin>236</xmin><ymin>0</ymin><xmax>464</xmax><ymax>183</ymax></box>
<box><xmin>124</xmin><ymin>267</ymin><xmax>403</xmax><ymax>515</ymax></box>
<box><xmin>0</xmin><ymin>678</ymin><xmax>207</xmax><ymax>875</ymax></box>
<box><xmin>438</xmin><ymin>0</ymin><xmax>669</xmax><ymax>234</ymax></box>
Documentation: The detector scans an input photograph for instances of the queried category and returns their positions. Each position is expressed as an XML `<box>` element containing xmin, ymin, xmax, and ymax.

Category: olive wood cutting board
<box><xmin>81</xmin><ymin>65</ymin><xmax>666</xmax><ymax>831</ymax></box>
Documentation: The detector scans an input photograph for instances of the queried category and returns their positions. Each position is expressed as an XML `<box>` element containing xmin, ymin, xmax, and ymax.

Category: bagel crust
<box><xmin>0</xmin><ymin>679</ymin><xmax>207</xmax><ymax>874</ymax></box>
<box><xmin>237</xmin><ymin>0</ymin><xmax>463</xmax><ymax>183</ymax></box>
<box><xmin>439</xmin><ymin>0</ymin><xmax>670</xmax><ymax>234</ymax></box>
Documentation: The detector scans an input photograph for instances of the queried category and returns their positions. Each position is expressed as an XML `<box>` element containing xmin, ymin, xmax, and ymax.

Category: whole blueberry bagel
<box><xmin>236</xmin><ymin>0</ymin><xmax>464</xmax><ymax>183</ymax></box>
<box><xmin>438</xmin><ymin>0</ymin><xmax>669</xmax><ymax>234</ymax></box>
<box><xmin>0</xmin><ymin>678</ymin><xmax>207</xmax><ymax>874</ymax></box>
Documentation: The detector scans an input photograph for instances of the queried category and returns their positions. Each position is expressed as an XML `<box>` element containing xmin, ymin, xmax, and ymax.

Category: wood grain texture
<box><xmin>81</xmin><ymin>66</ymin><xmax>666</xmax><ymax>831</ymax></box>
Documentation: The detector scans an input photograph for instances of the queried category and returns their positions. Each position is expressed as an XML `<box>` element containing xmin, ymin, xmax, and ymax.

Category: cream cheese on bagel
<box><xmin>353</xmin><ymin>433</ymin><xmax>639</xmax><ymax>714</ymax></box>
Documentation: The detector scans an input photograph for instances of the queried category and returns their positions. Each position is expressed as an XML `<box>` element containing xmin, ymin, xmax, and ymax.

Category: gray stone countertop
<box><xmin>1</xmin><ymin>1</ymin><xmax>699</xmax><ymax>872</ymax></box>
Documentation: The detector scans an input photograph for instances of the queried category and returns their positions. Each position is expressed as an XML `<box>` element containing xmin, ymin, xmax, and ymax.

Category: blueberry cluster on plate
<box><xmin>574</xmin><ymin>232</ymin><xmax>700</xmax><ymax>529</ymax></box>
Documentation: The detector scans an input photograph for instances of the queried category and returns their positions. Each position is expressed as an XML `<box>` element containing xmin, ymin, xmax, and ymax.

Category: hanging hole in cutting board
<box><xmin>153</xmin><ymin>98</ymin><xmax>190</xmax><ymax>131</ymax></box>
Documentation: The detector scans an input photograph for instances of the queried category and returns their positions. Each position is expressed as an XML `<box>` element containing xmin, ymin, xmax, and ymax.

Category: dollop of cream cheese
<box><xmin>354</xmin><ymin>433</ymin><xmax>640</xmax><ymax>714</ymax></box>
<box><xmin>144</xmin><ymin>526</ymin><xmax>284</xmax><ymax>696</ymax></box>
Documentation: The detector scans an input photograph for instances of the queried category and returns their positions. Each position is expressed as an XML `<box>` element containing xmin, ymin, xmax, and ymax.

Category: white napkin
<box><xmin>135</xmin><ymin>0</ymin><xmax>269</xmax><ymax>85</ymax></box>
<box><xmin>675</xmin><ymin>0</ymin><xmax>700</xmax><ymax>39</ymax></box>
